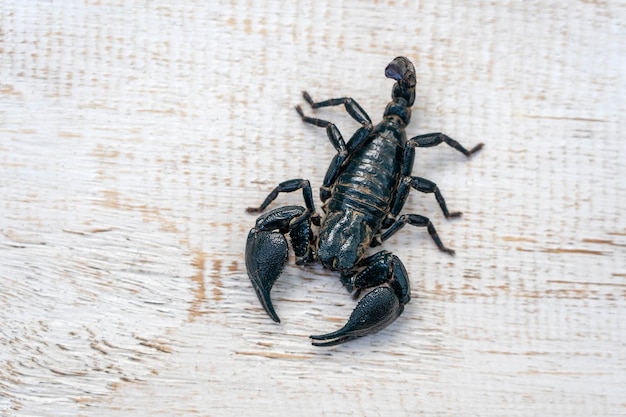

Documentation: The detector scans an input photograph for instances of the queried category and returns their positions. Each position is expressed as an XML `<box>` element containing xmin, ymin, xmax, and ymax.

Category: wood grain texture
<box><xmin>1</xmin><ymin>1</ymin><xmax>625</xmax><ymax>416</ymax></box>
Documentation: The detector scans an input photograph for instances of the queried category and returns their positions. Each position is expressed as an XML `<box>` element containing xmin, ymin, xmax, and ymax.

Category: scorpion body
<box><xmin>318</xmin><ymin>121</ymin><xmax>404</xmax><ymax>271</ymax></box>
<box><xmin>246</xmin><ymin>57</ymin><xmax>482</xmax><ymax>346</ymax></box>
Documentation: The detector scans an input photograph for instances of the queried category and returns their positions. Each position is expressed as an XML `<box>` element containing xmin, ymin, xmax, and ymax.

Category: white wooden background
<box><xmin>1</xmin><ymin>1</ymin><xmax>625</xmax><ymax>416</ymax></box>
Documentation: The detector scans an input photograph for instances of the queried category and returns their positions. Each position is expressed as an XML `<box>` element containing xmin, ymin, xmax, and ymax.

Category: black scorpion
<box><xmin>245</xmin><ymin>57</ymin><xmax>483</xmax><ymax>346</ymax></box>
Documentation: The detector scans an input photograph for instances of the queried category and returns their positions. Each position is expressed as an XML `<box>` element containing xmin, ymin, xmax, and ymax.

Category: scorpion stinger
<box><xmin>245</xmin><ymin>56</ymin><xmax>482</xmax><ymax>346</ymax></box>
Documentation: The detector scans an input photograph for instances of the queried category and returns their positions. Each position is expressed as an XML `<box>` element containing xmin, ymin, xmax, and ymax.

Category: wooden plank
<box><xmin>1</xmin><ymin>1</ymin><xmax>625</xmax><ymax>415</ymax></box>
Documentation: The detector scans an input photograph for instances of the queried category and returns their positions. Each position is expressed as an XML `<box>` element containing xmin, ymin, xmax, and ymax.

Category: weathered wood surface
<box><xmin>1</xmin><ymin>1</ymin><xmax>625</xmax><ymax>416</ymax></box>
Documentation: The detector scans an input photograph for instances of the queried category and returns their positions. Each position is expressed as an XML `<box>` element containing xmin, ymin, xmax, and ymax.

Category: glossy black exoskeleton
<box><xmin>246</xmin><ymin>57</ymin><xmax>482</xmax><ymax>346</ymax></box>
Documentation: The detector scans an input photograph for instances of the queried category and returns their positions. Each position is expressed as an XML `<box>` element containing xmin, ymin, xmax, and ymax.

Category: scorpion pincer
<box><xmin>245</xmin><ymin>57</ymin><xmax>483</xmax><ymax>346</ymax></box>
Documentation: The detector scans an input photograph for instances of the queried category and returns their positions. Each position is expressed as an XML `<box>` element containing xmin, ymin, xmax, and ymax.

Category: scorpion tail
<box><xmin>385</xmin><ymin>56</ymin><xmax>416</xmax><ymax>88</ymax></box>
<box><xmin>245</xmin><ymin>228</ymin><xmax>289</xmax><ymax>323</ymax></box>
<box><xmin>385</xmin><ymin>56</ymin><xmax>416</xmax><ymax>107</ymax></box>
<box><xmin>310</xmin><ymin>287</ymin><xmax>404</xmax><ymax>347</ymax></box>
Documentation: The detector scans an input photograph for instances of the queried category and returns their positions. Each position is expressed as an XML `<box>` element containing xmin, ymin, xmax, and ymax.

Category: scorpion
<box><xmin>245</xmin><ymin>57</ymin><xmax>483</xmax><ymax>346</ymax></box>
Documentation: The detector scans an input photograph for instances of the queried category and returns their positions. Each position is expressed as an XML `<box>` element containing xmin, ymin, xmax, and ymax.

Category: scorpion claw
<box><xmin>245</xmin><ymin>228</ymin><xmax>289</xmax><ymax>322</ymax></box>
<box><xmin>310</xmin><ymin>287</ymin><xmax>403</xmax><ymax>346</ymax></box>
<box><xmin>245</xmin><ymin>205</ymin><xmax>315</xmax><ymax>323</ymax></box>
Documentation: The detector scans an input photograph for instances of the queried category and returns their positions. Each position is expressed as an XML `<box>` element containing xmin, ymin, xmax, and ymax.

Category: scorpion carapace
<box><xmin>246</xmin><ymin>56</ymin><xmax>483</xmax><ymax>346</ymax></box>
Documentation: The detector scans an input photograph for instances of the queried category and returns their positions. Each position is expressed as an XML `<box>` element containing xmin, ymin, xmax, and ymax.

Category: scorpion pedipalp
<box><xmin>310</xmin><ymin>251</ymin><xmax>410</xmax><ymax>346</ymax></box>
<box><xmin>310</xmin><ymin>287</ymin><xmax>402</xmax><ymax>347</ymax></box>
<box><xmin>245</xmin><ymin>228</ymin><xmax>287</xmax><ymax>322</ymax></box>
<box><xmin>245</xmin><ymin>205</ymin><xmax>316</xmax><ymax>322</ymax></box>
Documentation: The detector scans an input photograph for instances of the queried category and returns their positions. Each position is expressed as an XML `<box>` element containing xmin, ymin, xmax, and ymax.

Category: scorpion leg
<box><xmin>301</xmin><ymin>91</ymin><xmax>371</xmax><ymax>127</ymax></box>
<box><xmin>407</xmin><ymin>132</ymin><xmax>483</xmax><ymax>157</ymax></box>
<box><xmin>246</xmin><ymin>179</ymin><xmax>317</xmax><ymax>222</ymax></box>
<box><xmin>298</xmin><ymin>91</ymin><xmax>373</xmax><ymax>154</ymax></box>
<box><xmin>310</xmin><ymin>251</ymin><xmax>410</xmax><ymax>347</ymax></box>
<box><xmin>374</xmin><ymin>214</ymin><xmax>455</xmax><ymax>255</ymax></box>
<box><xmin>246</xmin><ymin>206</ymin><xmax>316</xmax><ymax>323</ymax></box>
<box><xmin>296</xmin><ymin>99</ymin><xmax>373</xmax><ymax>201</ymax></box>
<box><xmin>391</xmin><ymin>176</ymin><xmax>462</xmax><ymax>220</ymax></box>
<box><xmin>386</xmin><ymin>141</ymin><xmax>467</xmax><ymax>225</ymax></box>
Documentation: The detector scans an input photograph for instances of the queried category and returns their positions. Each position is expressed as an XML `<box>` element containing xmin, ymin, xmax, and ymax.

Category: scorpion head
<box><xmin>317</xmin><ymin>210</ymin><xmax>373</xmax><ymax>273</ymax></box>
<box><xmin>384</xmin><ymin>57</ymin><xmax>416</xmax><ymax>125</ymax></box>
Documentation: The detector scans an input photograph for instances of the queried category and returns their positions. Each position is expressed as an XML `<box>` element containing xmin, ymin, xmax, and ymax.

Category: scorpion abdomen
<box><xmin>327</xmin><ymin>121</ymin><xmax>406</xmax><ymax>231</ymax></box>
